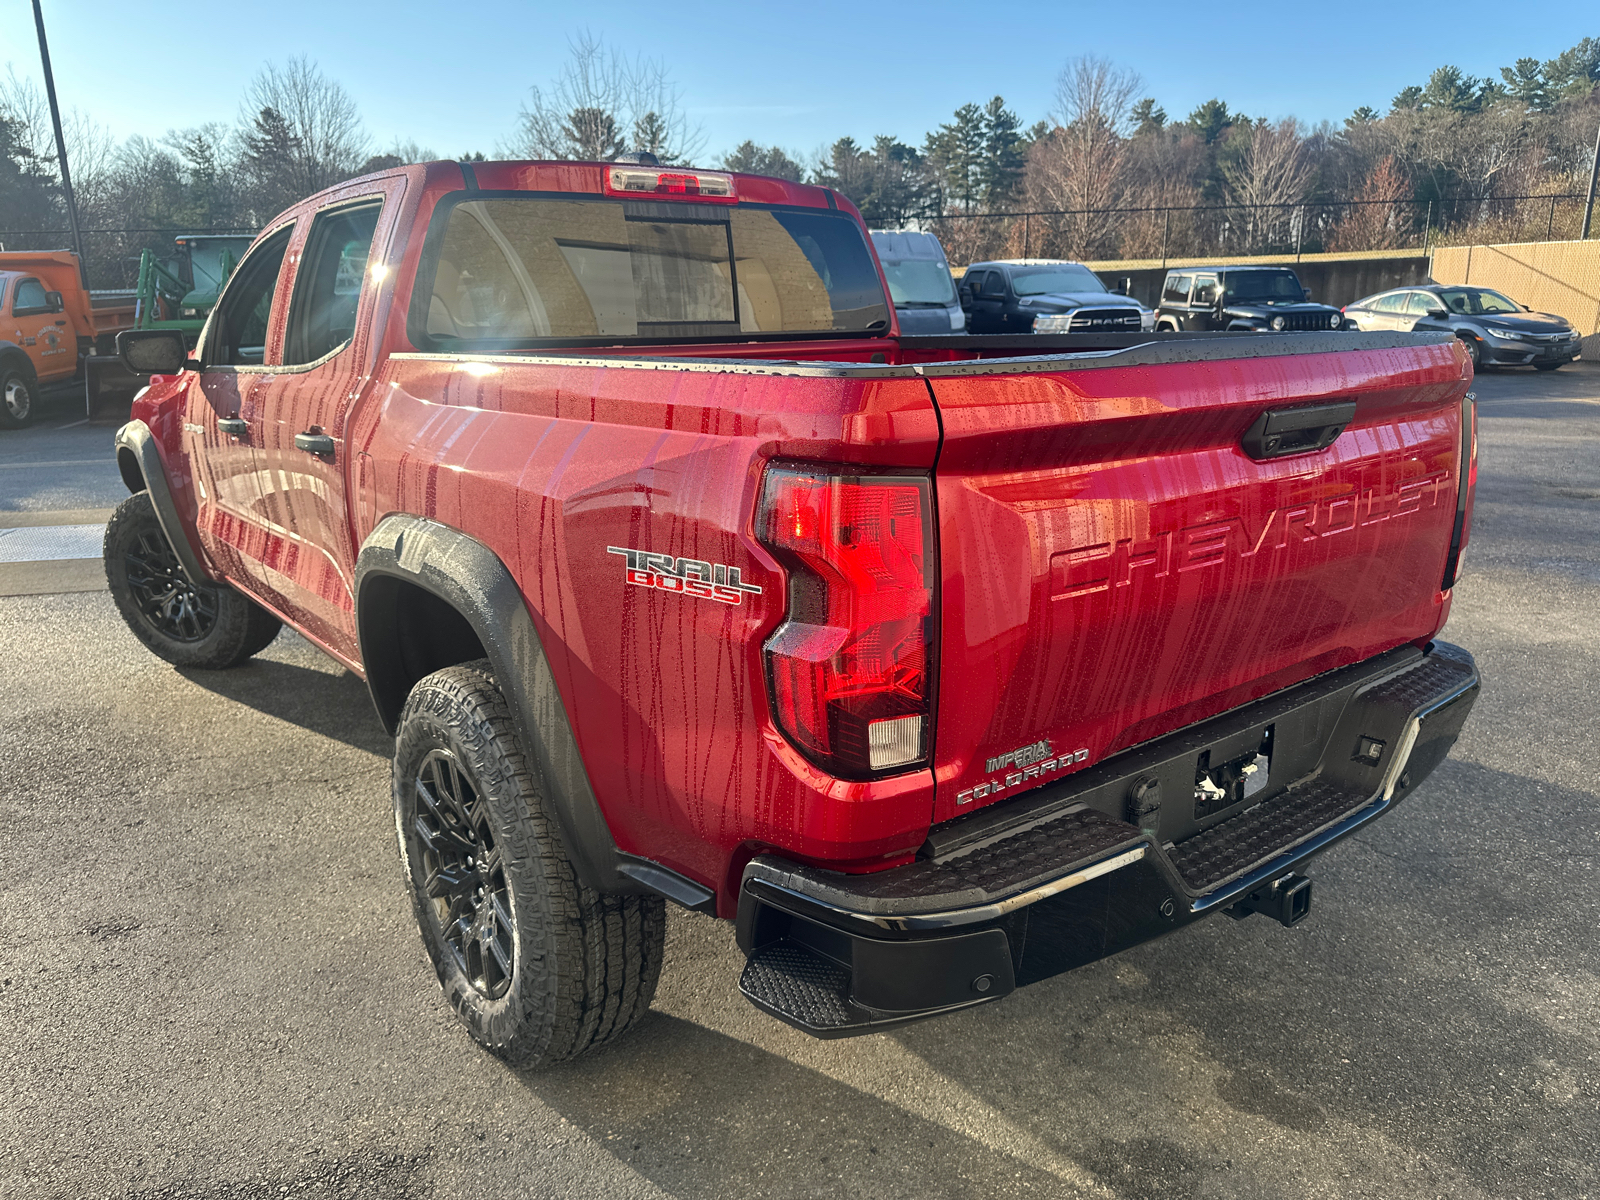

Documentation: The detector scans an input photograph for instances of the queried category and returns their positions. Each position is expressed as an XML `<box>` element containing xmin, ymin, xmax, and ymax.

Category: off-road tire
<box><xmin>393</xmin><ymin>660</ymin><xmax>665</xmax><ymax>1069</ymax></box>
<box><xmin>0</xmin><ymin>366</ymin><xmax>35</xmax><ymax>429</ymax></box>
<box><xmin>104</xmin><ymin>491</ymin><xmax>282</xmax><ymax>669</ymax></box>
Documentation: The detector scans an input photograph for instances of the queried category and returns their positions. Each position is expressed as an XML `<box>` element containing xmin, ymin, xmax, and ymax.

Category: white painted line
<box><xmin>0</xmin><ymin>524</ymin><xmax>105</xmax><ymax>563</ymax></box>
<box><xmin>55</xmin><ymin>418</ymin><xmax>89</xmax><ymax>430</ymax></box>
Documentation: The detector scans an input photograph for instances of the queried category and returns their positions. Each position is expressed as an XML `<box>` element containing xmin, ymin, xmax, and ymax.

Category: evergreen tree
<box><xmin>720</xmin><ymin>141</ymin><xmax>803</xmax><ymax>181</ymax></box>
<box><xmin>979</xmin><ymin>97</ymin><xmax>1026</xmax><ymax>210</ymax></box>
<box><xmin>925</xmin><ymin>102</ymin><xmax>987</xmax><ymax>213</ymax></box>
<box><xmin>562</xmin><ymin>107</ymin><xmax>625</xmax><ymax>161</ymax></box>
<box><xmin>631</xmin><ymin>111</ymin><xmax>675</xmax><ymax>163</ymax></box>
<box><xmin>1186</xmin><ymin>99</ymin><xmax>1233</xmax><ymax>144</ymax></box>
<box><xmin>0</xmin><ymin>113</ymin><xmax>59</xmax><ymax>233</ymax></box>
<box><xmin>1131</xmin><ymin>98</ymin><xmax>1167</xmax><ymax>136</ymax></box>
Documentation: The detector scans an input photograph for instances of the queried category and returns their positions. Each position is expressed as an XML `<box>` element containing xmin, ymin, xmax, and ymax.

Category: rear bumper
<box><xmin>736</xmin><ymin>641</ymin><xmax>1479</xmax><ymax>1037</ymax></box>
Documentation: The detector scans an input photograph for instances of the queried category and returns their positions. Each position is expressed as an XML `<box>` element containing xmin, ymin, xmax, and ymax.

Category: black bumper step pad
<box><xmin>739</xmin><ymin>940</ymin><xmax>855</xmax><ymax>1032</ymax></box>
<box><xmin>752</xmin><ymin>805</ymin><xmax>1141</xmax><ymax>917</ymax></box>
<box><xmin>1359</xmin><ymin>644</ymin><xmax>1476</xmax><ymax>711</ymax></box>
<box><xmin>1166</xmin><ymin>777</ymin><xmax>1368</xmax><ymax>894</ymax></box>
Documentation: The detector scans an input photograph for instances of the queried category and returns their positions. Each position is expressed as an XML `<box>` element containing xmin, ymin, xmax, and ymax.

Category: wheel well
<box><xmin>358</xmin><ymin>575</ymin><xmax>489</xmax><ymax>732</ymax></box>
<box><xmin>0</xmin><ymin>348</ymin><xmax>34</xmax><ymax>382</ymax></box>
<box><xmin>116</xmin><ymin>446</ymin><xmax>145</xmax><ymax>494</ymax></box>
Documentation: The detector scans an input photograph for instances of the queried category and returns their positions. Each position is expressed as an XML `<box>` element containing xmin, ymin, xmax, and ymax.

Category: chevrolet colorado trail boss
<box><xmin>104</xmin><ymin>160</ymin><xmax>1481</xmax><ymax>1068</ymax></box>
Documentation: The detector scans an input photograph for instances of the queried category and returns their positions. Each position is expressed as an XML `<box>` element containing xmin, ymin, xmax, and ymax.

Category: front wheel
<box><xmin>394</xmin><ymin>661</ymin><xmax>664</xmax><ymax>1069</ymax></box>
<box><xmin>103</xmin><ymin>491</ymin><xmax>282</xmax><ymax>669</ymax></box>
<box><xmin>1459</xmin><ymin>335</ymin><xmax>1482</xmax><ymax>368</ymax></box>
<box><xmin>0</xmin><ymin>367</ymin><xmax>35</xmax><ymax>429</ymax></box>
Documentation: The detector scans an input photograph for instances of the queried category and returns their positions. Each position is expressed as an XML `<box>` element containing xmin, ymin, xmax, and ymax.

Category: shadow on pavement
<box><xmin>179</xmin><ymin>656</ymin><xmax>392</xmax><ymax>757</ymax></box>
<box><xmin>519</xmin><ymin>1013</ymin><xmax>1074</xmax><ymax>1199</ymax></box>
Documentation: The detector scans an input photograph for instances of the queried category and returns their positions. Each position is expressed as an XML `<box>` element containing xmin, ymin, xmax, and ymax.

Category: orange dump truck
<box><xmin>0</xmin><ymin>250</ymin><xmax>135</xmax><ymax>428</ymax></box>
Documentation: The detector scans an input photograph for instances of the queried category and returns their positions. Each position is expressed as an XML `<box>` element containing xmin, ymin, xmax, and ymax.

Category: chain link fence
<box><xmin>926</xmin><ymin>194</ymin><xmax>1597</xmax><ymax>267</ymax></box>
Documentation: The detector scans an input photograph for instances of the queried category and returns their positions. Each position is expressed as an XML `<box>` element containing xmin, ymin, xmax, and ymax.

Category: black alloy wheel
<box><xmin>0</xmin><ymin>368</ymin><xmax>34</xmax><ymax>429</ymax></box>
<box><xmin>124</xmin><ymin>527</ymin><xmax>219</xmax><ymax>643</ymax></box>
<box><xmin>409</xmin><ymin>748</ymin><xmax>516</xmax><ymax>999</ymax></box>
<box><xmin>103</xmin><ymin>491</ymin><xmax>282</xmax><ymax>669</ymax></box>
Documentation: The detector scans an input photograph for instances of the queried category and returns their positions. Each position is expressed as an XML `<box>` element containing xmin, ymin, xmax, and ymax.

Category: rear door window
<box><xmin>1373</xmin><ymin>293</ymin><xmax>1407</xmax><ymax>313</ymax></box>
<box><xmin>1162</xmin><ymin>274</ymin><xmax>1193</xmax><ymax>304</ymax></box>
<box><xmin>417</xmin><ymin>196</ymin><xmax>889</xmax><ymax>346</ymax></box>
<box><xmin>284</xmin><ymin>199</ymin><xmax>383</xmax><ymax>365</ymax></box>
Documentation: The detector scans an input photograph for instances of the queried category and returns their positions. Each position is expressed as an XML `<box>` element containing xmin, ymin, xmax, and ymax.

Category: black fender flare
<box><xmin>113</xmin><ymin>419</ymin><xmax>209</xmax><ymax>587</ymax></box>
<box><xmin>353</xmin><ymin>514</ymin><xmax>715</xmax><ymax>912</ymax></box>
<box><xmin>0</xmin><ymin>341</ymin><xmax>36</xmax><ymax>382</ymax></box>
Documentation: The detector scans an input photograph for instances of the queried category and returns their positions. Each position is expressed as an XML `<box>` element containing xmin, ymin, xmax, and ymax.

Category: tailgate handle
<box><xmin>1242</xmin><ymin>401</ymin><xmax>1358</xmax><ymax>460</ymax></box>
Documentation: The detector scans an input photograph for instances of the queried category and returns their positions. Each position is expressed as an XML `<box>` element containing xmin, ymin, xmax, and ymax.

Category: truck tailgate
<box><xmin>923</xmin><ymin>334</ymin><xmax>1470</xmax><ymax>823</ymax></box>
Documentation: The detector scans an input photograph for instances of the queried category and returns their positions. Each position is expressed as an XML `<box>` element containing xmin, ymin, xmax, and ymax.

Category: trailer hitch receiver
<box><xmin>1225</xmin><ymin>873</ymin><xmax>1312</xmax><ymax>927</ymax></box>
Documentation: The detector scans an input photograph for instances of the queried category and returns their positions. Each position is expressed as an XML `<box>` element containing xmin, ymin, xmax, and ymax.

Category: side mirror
<box><xmin>1427</xmin><ymin>308</ymin><xmax>1448</xmax><ymax>320</ymax></box>
<box><xmin>45</xmin><ymin>291</ymin><xmax>64</xmax><ymax>313</ymax></box>
<box><xmin>118</xmin><ymin>329</ymin><xmax>192</xmax><ymax>375</ymax></box>
<box><xmin>1112</xmin><ymin>278</ymin><xmax>1128</xmax><ymax>296</ymax></box>
<box><xmin>1303</xmin><ymin>287</ymin><xmax>1312</xmax><ymax>301</ymax></box>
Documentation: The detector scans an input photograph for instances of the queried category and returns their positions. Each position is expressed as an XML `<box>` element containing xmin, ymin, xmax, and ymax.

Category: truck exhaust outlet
<box><xmin>1225</xmin><ymin>873</ymin><xmax>1312</xmax><ymax>927</ymax></box>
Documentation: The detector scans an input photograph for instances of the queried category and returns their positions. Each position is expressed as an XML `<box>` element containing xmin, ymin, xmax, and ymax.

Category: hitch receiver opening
<box><xmin>1225</xmin><ymin>873</ymin><xmax>1313</xmax><ymax>927</ymax></box>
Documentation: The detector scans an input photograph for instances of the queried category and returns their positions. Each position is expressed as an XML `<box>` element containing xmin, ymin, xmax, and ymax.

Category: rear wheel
<box><xmin>0</xmin><ymin>366</ymin><xmax>35</xmax><ymax>429</ymax></box>
<box><xmin>103</xmin><ymin>491</ymin><xmax>281</xmax><ymax>669</ymax></box>
<box><xmin>394</xmin><ymin>661</ymin><xmax>665</xmax><ymax>1069</ymax></box>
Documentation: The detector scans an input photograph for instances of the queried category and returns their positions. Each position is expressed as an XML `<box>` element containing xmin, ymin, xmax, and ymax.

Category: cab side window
<box><xmin>284</xmin><ymin>199</ymin><xmax>383</xmax><ymax>366</ymax></box>
<box><xmin>963</xmin><ymin>270</ymin><xmax>988</xmax><ymax>297</ymax></box>
<box><xmin>206</xmin><ymin>225</ymin><xmax>294</xmax><ymax>367</ymax></box>
<box><xmin>13</xmin><ymin>279</ymin><xmax>48</xmax><ymax>314</ymax></box>
<box><xmin>1192</xmin><ymin>275</ymin><xmax>1218</xmax><ymax>305</ymax></box>
<box><xmin>1163</xmin><ymin>275</ymin><xmax>1193</xmax><ymax>304</ymax></box>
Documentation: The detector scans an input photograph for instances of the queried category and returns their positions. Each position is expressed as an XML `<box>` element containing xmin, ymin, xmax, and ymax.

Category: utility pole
<box><xmin>1583</xmin><ymin>121</ymin><xmax>1600</xmax><ymax>240</ymax></box>
<box><xmin>31</xmin><ymin>0</ymin><xmax>87</xmax><ymax>286</ymax></box>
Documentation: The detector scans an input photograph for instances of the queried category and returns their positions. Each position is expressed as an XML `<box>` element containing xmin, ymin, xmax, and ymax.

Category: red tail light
<box><xmin>757</xmin><ymin>466</ymin><xmax>935</xmax><ymax>779</ymax></box>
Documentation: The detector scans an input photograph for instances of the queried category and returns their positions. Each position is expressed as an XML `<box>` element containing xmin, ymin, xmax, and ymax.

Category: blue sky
<box><xmin>13</xmin><ymin>0</ymin><xmax>1597</xmax><ymax>164</ymax></box>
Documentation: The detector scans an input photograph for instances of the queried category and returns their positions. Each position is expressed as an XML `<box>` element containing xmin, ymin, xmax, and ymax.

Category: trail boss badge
<box><xmin>607</xmin><ymin>547</ymin><xmax>763</xmax><ymax>606</ymax></box>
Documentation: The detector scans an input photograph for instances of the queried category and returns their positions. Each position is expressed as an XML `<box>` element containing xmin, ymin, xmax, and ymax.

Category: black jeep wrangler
<box><xmin>1154</xmin><ymin>266</ymin><xmax>1345</xmax><ymax>333</ymax></box>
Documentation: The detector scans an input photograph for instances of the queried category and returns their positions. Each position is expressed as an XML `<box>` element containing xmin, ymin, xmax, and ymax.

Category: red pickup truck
<box><xmin>104</xmin><ymin>159</ymin><xmax>1480</xmax><ymax>1068</ymax></box>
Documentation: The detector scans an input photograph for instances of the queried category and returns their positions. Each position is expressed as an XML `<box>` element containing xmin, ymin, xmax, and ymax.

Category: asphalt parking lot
<box><xmin>1</xmin><ymin>364</ymin><xmax>1596</xmax><ymax>1200</ymax></box>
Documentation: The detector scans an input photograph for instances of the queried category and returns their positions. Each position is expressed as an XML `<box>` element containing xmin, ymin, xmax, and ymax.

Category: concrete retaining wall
<box><xmin>1431</xmin><ymin>239</ymin><xmax>1600</xmax><ymax>361</ymax></box>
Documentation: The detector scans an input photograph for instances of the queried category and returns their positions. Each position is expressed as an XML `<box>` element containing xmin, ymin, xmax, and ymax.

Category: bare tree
<box><xmin>504</xmin><ymin>32</ymin><xmax>705</xmax><ymax>164</ymax></box>
<box><xmin>1327</xmin><ymin>154</ymin><xmax>1410</xmax><ymax>250</ymax></box>
<box><xmin>238</xmin><ymin>56</ymin><xmax>369</xmax><ymax>207</ymax></box>
<box><xmin>1221</xmin><ymin>119</ymin><xmax>1315</xmax><ymax>252</ymax></box>
<box><xmin>1023</xmin><ymin>57</ymin><xmax>1142</xmax><ymax>258</ymax></box>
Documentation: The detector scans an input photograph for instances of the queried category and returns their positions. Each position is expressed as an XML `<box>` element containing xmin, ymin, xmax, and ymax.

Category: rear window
<box><xmin>414</xmin><ymin>195</ymin><xmax>889</xmax><ymax>347</ymax></box>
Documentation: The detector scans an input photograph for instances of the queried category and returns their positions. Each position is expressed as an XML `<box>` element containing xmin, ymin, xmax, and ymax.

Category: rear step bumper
<box><xmin>736</xmin><ymin>641</ymin><xmax>1479</xmax><ymax>1037</ymax></box>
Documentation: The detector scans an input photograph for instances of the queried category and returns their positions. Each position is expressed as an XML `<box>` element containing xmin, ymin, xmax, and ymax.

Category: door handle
<box><xmin>54</xmin><ymin>319</ymin><xmax>67</xmax><ymax>326</ymax></box>
<box><xmin>1241</xmin><ymin>401</ymin><xmax>1358</xmax><ymax>460</ymax></box>
<box><xmin>217</xmin><ymin>417</ymin><xmax>248</xmax><ymax>438</ymax></box>
<box><xmin>295</xmin><ymin>431</ymin><xmax>336</xmax><ymax>458</ymax></box>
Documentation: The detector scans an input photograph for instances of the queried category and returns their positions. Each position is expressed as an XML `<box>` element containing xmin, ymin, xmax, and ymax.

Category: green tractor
<box><xmin>86</xmin><ymin>233</ymin><xmax>255</xmax><ymax>419</ymax></box>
